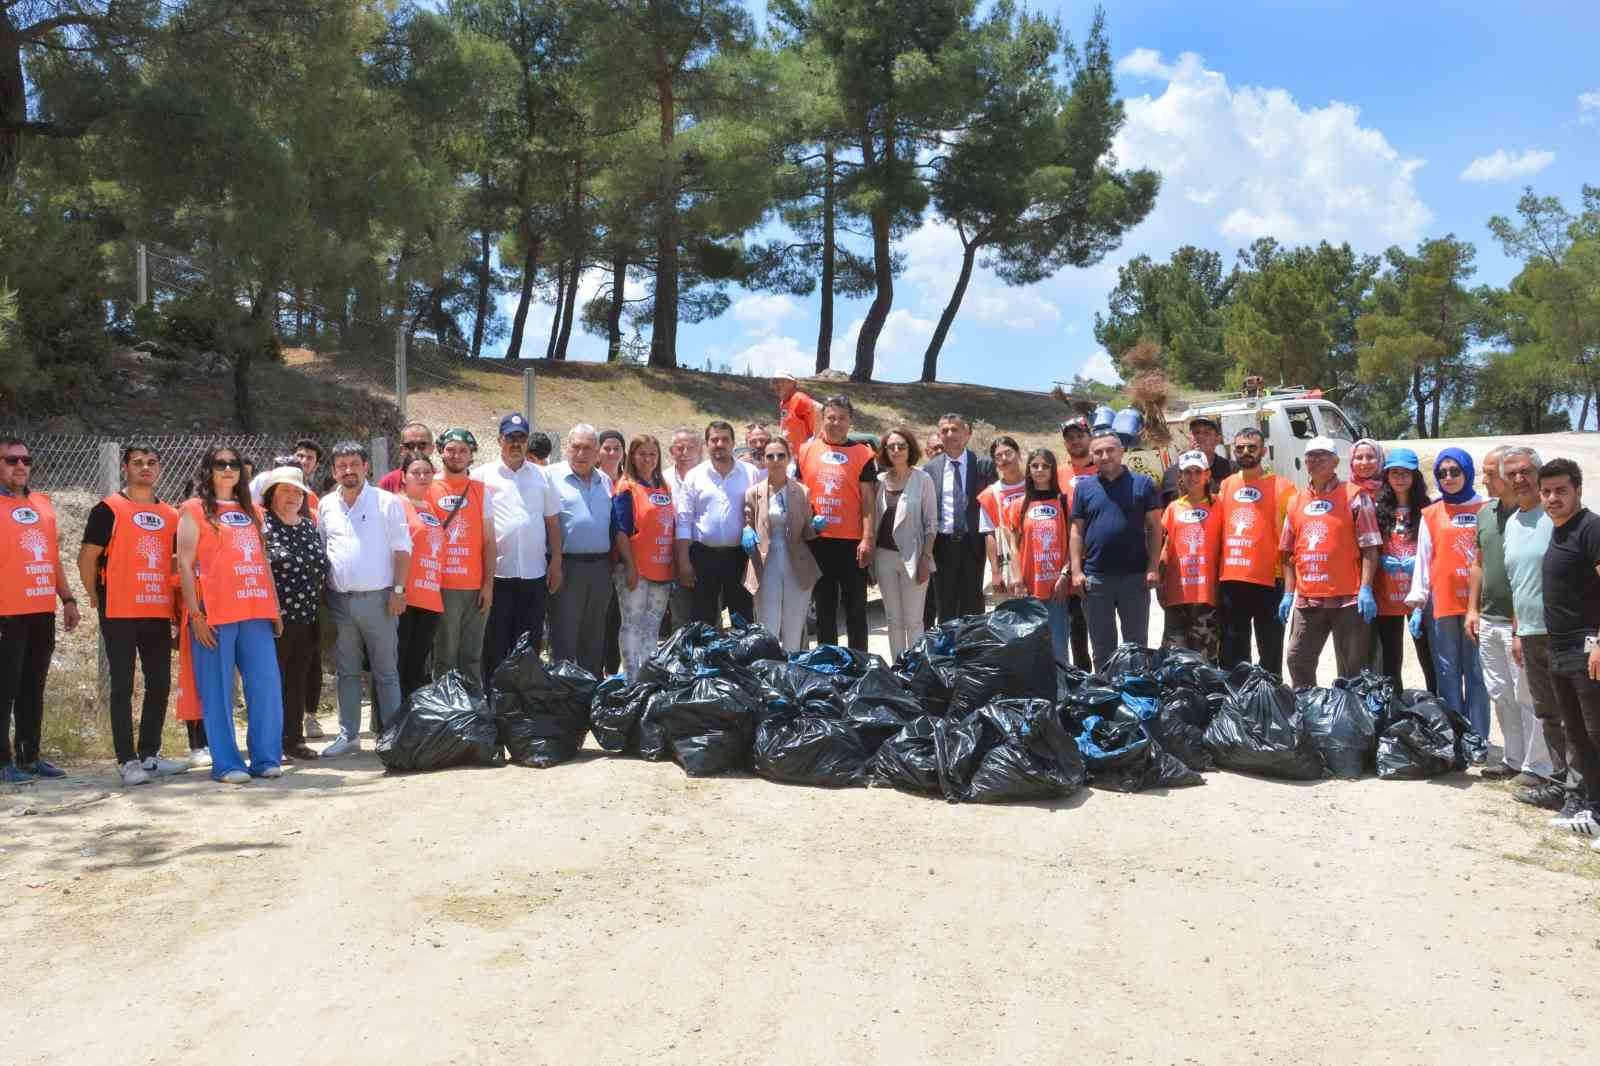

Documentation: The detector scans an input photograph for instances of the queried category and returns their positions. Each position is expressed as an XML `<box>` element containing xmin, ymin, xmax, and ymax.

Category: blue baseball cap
<box><xmin>499</xmin><ymin>413</ymin><xmax>530</xmax><ymax>437</ymax></box>
<box><xmin>1383</xmin><ymin>447</ymin><xmax>1420</xmax><ymax>472</ymax></box>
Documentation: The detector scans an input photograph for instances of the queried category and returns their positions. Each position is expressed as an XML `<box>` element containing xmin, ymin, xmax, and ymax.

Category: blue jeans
<box><xmin>191</xmin><ymin>618</ymin><xmax>283</xmax><ymax>780</ymax></box>
<box><xmin>1083</xmin><ymin>572</ymin><xmax>1151</xmax><ymax>670</ymax></box>
<box><xmin>1046</xmin><ymin>599</ymin><xmax>1072</xmax><ymax>665</ymax></box>
<box><xmin>1429</xmin><ymin>612</ymin><xmax>1490</xmax><ymax>738</ymax></box>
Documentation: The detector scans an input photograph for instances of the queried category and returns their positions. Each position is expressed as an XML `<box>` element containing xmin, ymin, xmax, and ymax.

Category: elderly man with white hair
<box><xmin>544</xmin><ymin>424</ymin><xmax>619</xmax><ymax>675</ymax></box>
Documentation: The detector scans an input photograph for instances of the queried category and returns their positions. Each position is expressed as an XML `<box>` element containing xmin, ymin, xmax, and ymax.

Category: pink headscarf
<box><xmin>1350</xmin><ymin>438</ymin><xmax>1386</xmax><ymax>495</ymax></box>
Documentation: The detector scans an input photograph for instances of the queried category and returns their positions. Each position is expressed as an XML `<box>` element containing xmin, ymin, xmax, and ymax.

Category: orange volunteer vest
<box><xmin>0</xmin><ymin>491</ymin><xmax>59</xmax><ymax>615</ymax></box>
<box><xmin>978</xmin><ymin>480</ymin><xmax>1028</xmax><ymax>532</ymax></box>
<box><xmin>428</xmin><ymin>476</ymin><xmax>487</xmax><ymax>590</ymax></box>
<box><xmin>798</xmin><ymin>437</ymin><xmax>873</xmax><ymax>539</ymax></box>
<box><xmin>621</xmin><ymin>480</ymin><xmax>675</xmax><ymax>584</ymax></box>
<box><xmin>1162</xmin><ymin>497</ymin><xmax>1224</xmax><ymax>606</ymax></box>
<box><xmin>1005</xmin><ymin>494</ymin><xmax>1069</xmax><ymax>599</ymax></box>
<box><xmin>1421</xmin><ymin>500</ymin><xmax>1480</xmax><ymax>618</ymax></box>
<box><xmin>403</xmin><ymin>498</ymin><xmax>445</xmax><ymax>613</ymax></box>
<box><xmin>1284</xmin><ymin>482</ymin><xmax>1362</xmax><ymax>599</ymax></box>
<box><xmin>100</xmin><ymin>493</ymin><xmax>178</xmax><ymax>618</ymax></box>
<box><xmin>779</xmin><ymin>390</ymin><xmax>817</xmax><ymax>456</ymax></box>
<box><xmin>180</xmin><ymin>497</ymin><xmax>280</xmax><ymax>626</ymax></box>
<box><xmin>1218</xmin><ymin>473</ymin><xmax>1291</xmax><ymax>587</ymax></box>
<box><xmin>1374</xmin><ymin>510</ymin><xmax>1419</xmax><ymax>617</ymax></box>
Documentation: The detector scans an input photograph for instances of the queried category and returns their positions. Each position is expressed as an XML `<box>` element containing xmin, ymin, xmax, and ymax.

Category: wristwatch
<box><xmin>392</xmin><ymin>585</ymin><xmax>405</xmax><ymax>596</ymax></box>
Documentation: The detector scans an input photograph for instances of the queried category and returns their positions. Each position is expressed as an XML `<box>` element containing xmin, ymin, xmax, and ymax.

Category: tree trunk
<box><xmin>471</xmin><ymin>223</ymin><xmax>491</xmax><ymax>359</ymax></box>
<box><xmin>853</xmin><ymin>124</ymin><xmax>892</xmax><ymax>383</ymax></box>
<box><xmin>921</xmin><ymin>240</ymin><xmax>977</xmax><ymax>383</ymax></box>
<box><xmin>555</xmin><ymin>153</ymin><xmax>584</xmax><ymax>361</ymax></box>
<box><xmin>555</xmin><ymin>259</ymin><xmax>580</xmax><ymax>360</ymax></box>
<box><xmin>505</xmin><ymin>235</ymin><xmax>541</xmax><ymax>361</ymax></box>
<box><xmin>1429</xmin><ymin>385</ymin><xmax>1441</xmax><ymax>439</ymax></box>
<box><xmin>545</xmin><ymin>259</ymin><xmax>567</xmax><ymax>359</ymax></box>
<box><xmin>1411</xmin><ymin>367</ymin><xmax>1428</xmax><ymax>439</ymax></box>
<box><xmin>0</xmin><ymin>22</ymin><xmax>25</xmax><ymax>194</ymax></box>
<box><xmin>1582</xmin><ymin>387</ymin><xmax>1594</xmax><ymax>432</ymax></box>
<box><xmin>816</xmin><ymin>141</ymin><xmax>836</xmax><ymax>374</ymax></box>
<box><xmin>606</xmin><ymin>254</ymin><xmax>627</xmax><ymax>362</ymax></box>
<box><xmin>648</xmin><ymin>67</ymin><xmax>678</xmax><ymax>369</ymax></box>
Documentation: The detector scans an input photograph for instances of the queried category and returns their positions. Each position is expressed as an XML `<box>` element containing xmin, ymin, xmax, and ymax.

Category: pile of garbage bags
<box><xmin>374</xmin><ymin>599</ymin><xmax>1487</xmax><ymax>796</ymax></box>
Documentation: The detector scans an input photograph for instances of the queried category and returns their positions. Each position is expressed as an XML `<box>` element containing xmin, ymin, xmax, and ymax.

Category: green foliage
<box><xmin>1095</xmin><ymin>247</ymin><xmax>1234</xmax><ymax>387</ymax></box>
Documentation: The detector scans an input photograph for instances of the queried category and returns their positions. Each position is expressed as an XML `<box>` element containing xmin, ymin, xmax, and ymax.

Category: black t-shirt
<box><xmin>82</xmin><ymin>494</ymin><xmax>158</xmax><ymax>604</ymax></box>
<box><xmin>1160</xmin><ymin>453</ymin><xmax>1234</xmax><ymax>507</ymax></box>
<box><xmin>1543</xmin><ymin>507</ymin><xmax>1600</xmax><ymax>644</ymax></box>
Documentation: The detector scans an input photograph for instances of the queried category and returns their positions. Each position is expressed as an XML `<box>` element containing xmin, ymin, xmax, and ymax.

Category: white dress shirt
<box><xmin>939</xmin><ymin>450</ymin><xmax>970</xmax><ymax>534</ymax></box>
<box><xmin>674</xmin><ymin>459</ymin><xmax>761</xmax><ymax>547</ymax></box>
<box><xmin>319</xmin><ymin>483</ymin><xmax>411</xmax><ymax>592</ymax></box>
<box><xmin>472</xmin><ymin>459</ymin><xmax>558</xmax><ymax>579</ymax></box>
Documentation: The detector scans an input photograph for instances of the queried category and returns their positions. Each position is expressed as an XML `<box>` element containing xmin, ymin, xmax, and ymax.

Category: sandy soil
<box><xmin>7</xmin><ymin>589</ymin><xmax>1599</xmax><ymax>1066</ymax></box>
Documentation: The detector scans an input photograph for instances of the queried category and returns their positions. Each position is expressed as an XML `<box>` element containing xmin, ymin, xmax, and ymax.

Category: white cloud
<box><xmin>969</xmin><ymin>289</ymin><xmax>1060</xmax><ymax>330</ymax></box>
<box><xmin>1080</xmin><ymin>350</ymin><xmax>1121</xmax><ymax>384</ymax></box>
<box><xmin>831</xmin><ymin>309</ymin><xmax>939</xmax><ymax>381</ymax></box>
<box><xmin>1580</xmin><ymin>90</ymin><xmax>1600</xmax><ymax>125</ymax></box>
<box><xmin>1112</xmin><ymin>49</ymin><xmax>1430</xmax><ymax>248</ymax></box>
<box><xmin>728</xmin><ymin>334</ymin><xmax>812</xmax><ymax>377</ymax></box>
<box><xmin>730</xmin><ymin>293</ymin><xmax>800</xmax><ymax>336</ymax></box>
<box><xmin>1459</xmin><ymin>148</ymin><xmax>1556</xmax><ymax>183</ymax></box>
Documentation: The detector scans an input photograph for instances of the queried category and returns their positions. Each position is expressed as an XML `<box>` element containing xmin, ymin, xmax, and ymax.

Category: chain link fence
<box><xmin>20</xmin><ymin>433</ymin><xmax>309</xmax><ymax>499</ymax></box>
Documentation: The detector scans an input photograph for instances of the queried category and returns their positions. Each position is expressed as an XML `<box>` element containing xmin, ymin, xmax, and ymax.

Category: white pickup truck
<box><xmin>1159</xmin><ymin>385</ymin><xmax>1364</xmax><ymax>489</ymax></box>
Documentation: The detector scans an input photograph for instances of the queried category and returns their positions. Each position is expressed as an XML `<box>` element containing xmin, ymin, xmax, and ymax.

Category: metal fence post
<box><xmin>370</xmin><ymin>435</ymin><xmax>388</xmax><ymax>483</ymax></box>
<box><xmin>395</xmin><ymin>329</ymin><xmax>408</xmax><ymax>421</ymax></box>
<box><xmin>523</xmin><ymin>367</ymin><xmax>536</xmax><ymax>427</ymax></box>
<box><xmin>136</xmin><ymin>245</ymin><xmax>148</xmax><ymax>307</ymax></box>
<box><xmin>96</xmin><ymin>441</ymin><xmax>120</xmax><ymax>712</ymax></box>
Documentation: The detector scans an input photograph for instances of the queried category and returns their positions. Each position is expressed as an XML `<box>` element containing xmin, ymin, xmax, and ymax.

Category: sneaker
<box><xmin>304</xmin><ymin>715</ymin><xmax>325</xmax><ymax>739</ymax></box>
<box><xmin>285</xmin><ymin>745</ymin><xmax>319</xmax><ymax>761</ymax></box>
<box><xmin>1479</xmin><ymin>761</ymin><xmax>1515</xmax><ymax>779</ymax></box>
<box><xmin>188</xmin><ymin>747</ymin><xmax>212</xmax><ymax>769</ymax></box>
<box><xmin>1551</xmin><ymin>808</ymin><xmax>1600</xmax><ymax>837</ymax></box>
<box><xmin>219</xmin><ymin>769</ymin><xmax>251</xmax><ymax>785</ymax></box>
<box><xmin>1509</xmin><ymin>771</ymin><xmax>1546</xmax><ymax>789</ymax></box>
<box><xmin>1547</xmin><ymin>792</ymin><xmax>1587</xmax><ymax>822</ymax></box>
<box><xmin>321</xmin><ymin>734</ymin><xmax>358</xmax><ymax>758</ymax></box>
<box><xmin>257</xmin><ymin>765</ymin><xmax>283</xmax><ymax>779</ymax></box>
<box><xmin>1591</xmin><ymin>837</ymin><xmax>1600</xmax><ymax>854</ymax></box>
<box><xmin>1</xmin><ymin>763</ymin><xmax>32</xmax><ymax>784</ymax></box>
<box><xmin>23</xmin><ymin>759</ymin><xmax>65</xmax><ymax>779</ymax></box>
<box><xmin>1516</xmin><ymin>782</ymin><xmax>1568</xmax><ymax>811</ymax></box>
<box><xmin>118</xmin><ymin>760</ymin><xmax>151</xmax><ymax>786</ymax></box>
<box><xmin>142</xmin><ymin>755</ymin><xmax>190</xmax><ymax>776</ymax></box>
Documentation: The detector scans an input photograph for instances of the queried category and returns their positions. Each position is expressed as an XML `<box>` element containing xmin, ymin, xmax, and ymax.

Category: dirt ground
<box><xmin>6</xmin><ymin>590</ymin><xmax>1599</xmax><ymax>1066</ymax></box>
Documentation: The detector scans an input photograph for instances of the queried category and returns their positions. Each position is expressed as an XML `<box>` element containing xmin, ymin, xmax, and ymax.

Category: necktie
<box><xmin>951</xmin><ymin>458</ymin><xmax>966</xmax><ymax>535</ymax></box>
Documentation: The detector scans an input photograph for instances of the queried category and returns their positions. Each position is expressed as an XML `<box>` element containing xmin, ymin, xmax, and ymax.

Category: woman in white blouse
<box><xmin>871</xmin><ymin>428</ymin><xmax>937</xmax><ymax>659</ymax></box>
<box><xmin>742</xmin><ymin>437</ymin><xmax>821</xmax><ymax>652</ymax></box>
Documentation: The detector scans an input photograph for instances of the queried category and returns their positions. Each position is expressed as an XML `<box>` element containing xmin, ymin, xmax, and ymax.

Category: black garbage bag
<box><xmin>869</xmin><ymin>716</ymin><xmax>942</xmax><ymax>793</ymax></box>
<box><xmin>1097</xmin><ymin>643</ymin><xmax>1160</xmax><ymax>686</ymax></box>
<box><xmin>1146</xmin><ymin>686</ymin><xmax>1216</xmax><ymax>772</ymax></box>
<box><xmin>1120</xmin><ymin>675</ymin><xmax>1163</xmax><ymax>720</ymax></box>
<box><xmin>1075</xmin><ymin>710</ymin><xmax>1204</xmax><ymax>792</ymax></box>
<box><xmin>703</xmin><ymin>622</ymin><xmax>784</xmax><ymax>671</ymax></box>
<box><xmin>948</xmin><ymin>598</ymin><xmax>1055</xmax><ymax>714</ymax></box>
<box><xmin>1056</xmin><ymin>663</ymin><xmax>1094</xmax><ymax>700</ymax></box>
<box><xmin>661</xmin><ymin>676</ymin><xmax>765</xmax><ymax>776</ymax></box>
<box><xmin>1338</xmin><ymin>671</ymin><xmax>1403</xmax><ymax>735</ymax></box>
<box><xmin>492</xmin><ymin>639</ymin><xmax>600</xmax><ymax>768</ymax></box>
<box><xmin>1205</xmin><ymin>665</ymin><xmax>1325</xmax><ymax>780</ymax></box>
<box><xmin>589</xmin><ymin>676</ymin><xmax>663</xmax><ymax>755</ymax></box>
<box><xmin>839</xmin><ymin>661</ymin><xmax>924</xmax><ymax>753</ymax></box>
<box><xmin>1376</xmin><ymin>695</ymin><xmax>1458</xmax><ymax>779</ymax></box>
<box><xmin>937</xmin><ymin>699</ymin><xmax>1089</xmax><ymax>803</ymax></box>
<box><xmin>1296</xmin><ymin>685</ymin><xmax>1377</xmax><ymax>779</ymax></box>
<box><xmin>1059</xmin><ymin>683</ymin><xmax>1122</xmax><ymax>727</ymax></box>
<box><xmin>635</xmin><ymin>622</ymin><xmax>720</xmax><ymax>687</ymax></box>
<box><xmin>789</xmin><ymin>644</ymin><xmax>878</xmax><ymax>679</ymax></box>
<box><xmin>752</xmin><ymin>707</ymin><xmax>869</xmax><ymax>788</ymax></box>
<box><xmin>1154</xmin><ymin>648</ymin><xmax>1230</xmax><ymax>695</ymax></box>
<box><xmin>895</xmin><ymin>626</ymin><xmax>960</xmax><ymax>716</ymax></box>
<box><xmin>748</xmin><ymin>659</ymin><xmax>843</xmax><ymax>702</ymax></box>
<box><xmin>377</xmin><ymin>672</ymin><xmax>503</xmax><ymax>772</ymax></box>
<box><xmin>637</xmin><ymin>688</ymin><xmax>676</xmax><ymax>761</ymax></box>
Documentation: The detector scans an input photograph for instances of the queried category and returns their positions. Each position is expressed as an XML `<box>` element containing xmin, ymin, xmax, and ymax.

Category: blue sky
<box><xmin>503</xmin><ymin>0</ymin><xmax>1600</xmax><ymax>390</ymax></box>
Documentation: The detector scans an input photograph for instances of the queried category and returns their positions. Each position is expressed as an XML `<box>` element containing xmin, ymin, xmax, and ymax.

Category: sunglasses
<box><xmin>764</xmin><ymin>452</ymin><xmax>789</xmax><ymax>462</ymax></box>
<box><xmin>884</xmin><ymin>441</ymin><xmax>909</xmax><ymax>451</ymax></box>
<box><xmin>2</xmin><ymin>455</ymin><xmax>33</xmax><ymax>466</ymax></box>
<box><xmin>212</xmin><ymin>459</ymin><xmax>242</xmax><ymax>471</ymax></box>
<box><xmin>1437</xmin><ymin>467</ymin><xmax>1465</xmax><ymax>479</ymax></box>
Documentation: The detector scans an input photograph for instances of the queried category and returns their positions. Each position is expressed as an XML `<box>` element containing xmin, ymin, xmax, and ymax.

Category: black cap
<box><xmin>1188</xmin><ymin>415</ymin><xmax>1221</xmax><ymax>431</ymax></box>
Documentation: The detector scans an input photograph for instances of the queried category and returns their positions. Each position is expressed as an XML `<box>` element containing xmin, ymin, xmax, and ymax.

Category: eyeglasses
<box><xmin>3</xmin><ymin>455</ymin><xmax>34</xmax><ymax>466</ymax></box>
<box><xmin>1437</xmin><ymin>467</ymin><xmax>1465</xmax><ymax>479</ymax></box>
<box><xmin>212</xmin><ymin>459</ymin><xmax>242</xmax><ymax>471</ymax></box>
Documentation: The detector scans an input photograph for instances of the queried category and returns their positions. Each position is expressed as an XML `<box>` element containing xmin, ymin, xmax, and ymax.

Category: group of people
<box><xmin>0</xmin><ymin>377</ymin><xmax>1597</xmax><ymax>849</ymax></box>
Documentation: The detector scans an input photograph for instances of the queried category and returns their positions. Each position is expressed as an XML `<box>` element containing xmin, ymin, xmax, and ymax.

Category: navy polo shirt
<box><xmin>1073</xmin><ymin>469</ymin><xmax>1161</xmax><ymax>577</ymax></box>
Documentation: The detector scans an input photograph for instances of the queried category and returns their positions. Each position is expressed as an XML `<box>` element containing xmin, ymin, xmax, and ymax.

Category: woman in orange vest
<box><xmin>1002</xmin><ymin>449</ymin><xmax>1073</xmax><ymax>662</ymax></box>
<box><xmin>978</xmin><ymin>435</ymin><xmax>1028</xmax><ymax>595</ymax></box>
<box><xmin>611</xmin><ymin>434</ymin><xmax>678</xmax><ymax>676</ymax></box>
<box><xmin>175</xmin><ymin>445</ymin><xmax>284</xmax><ymax>785</ymax></box>
<box><xmin>1371</xmin><ymin>448</ymin><xmax>1437</xmax><ymax>694</ymax></box>
<box><xmin>1406</xmin><ymin>447</ymin><xmax>1490</xmax><ymax>740</ymax></box>
<box><xmin>1157</xmin><ymin>451</ymin><xmax>1225</xmax><ymax>661</ymax></box>
<box><xmin>396</xmin><ymin>453</ymin><xmax>446</xmax><ymax>701</ymax></box>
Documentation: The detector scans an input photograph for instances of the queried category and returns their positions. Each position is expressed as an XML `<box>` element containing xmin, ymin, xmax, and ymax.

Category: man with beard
<box><xmin>1055</xmin><ymin>416</ymin><xmax>1097</xmax><ymax>668</ymax></box>
<box><xmin>797</xmin><ymin>396</ymin><xmax>878</xmax><ymax>650</ymax></box>
<box><xmin>1216</xmin><ymin>427</ymin><xmax>1294</xmax><ymax>673</ymax></box>
<box><xmin>675</xmin><ymin>421</ymin><xmax>760</xmax><ymax>626</ymax></box>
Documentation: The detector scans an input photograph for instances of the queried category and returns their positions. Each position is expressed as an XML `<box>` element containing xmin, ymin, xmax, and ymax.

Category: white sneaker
<box><xmin>321</xmin><ymin>734</ymin><xmax>358</xmax><ymax>758</ymax></box>
<box><xmin>118</xmin><ymin>760</ymin><xmax>150</xmax><ymax>786</ymax></box>
<box><xmin>220</xmin><ymin>769</ymin><xmax>250</xmax><ymax>785</ymax></box>
<box><xmin>142</xmin><ymin>755</ymin><xmax>190</xmax><ymax>776</ymax></box>
<box><xmin>1552</xmin><ymin>808</ymin><xmax>1599</xmax><ymax>837</ymax></box>
<box><xmin>259</xmin><ymin>765</ymin><xmax>283</xmax><ymax>779</ymax></box>
<box><xmin>303</xmin><ymin>715</ymin><xmax>325</xmax><ymax>739</ymax></box>
<box><xmin>188</xmin><ymin>747</ymin><xmax>212</xmax><ymax>769</ymax></box>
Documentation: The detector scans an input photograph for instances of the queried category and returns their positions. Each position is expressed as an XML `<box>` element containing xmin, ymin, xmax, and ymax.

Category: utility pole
<box><xmin>136</xmin><ymin>245</ymin><xmax>149</xmax><ymax>306</ymax></box>
<box><xmin>395</xmin><ymin>328</ymin><xmax>408</xmax><ymax>421</ymax></box>
<box><xmin>523</xmin><ymin>367</ymin><xmax>536</xmax><ymax>427</ymax></box>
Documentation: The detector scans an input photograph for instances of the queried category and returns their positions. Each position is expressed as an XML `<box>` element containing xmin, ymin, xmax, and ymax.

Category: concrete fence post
<box><xmin>370</xmin><ymin>435</ymin><xmax>388</xmax><ymax>483</ymax></box>
<box><xmin>523</xmin><ymin>367</ymin><xmax>536</xmax><ymax>428</ymax></box>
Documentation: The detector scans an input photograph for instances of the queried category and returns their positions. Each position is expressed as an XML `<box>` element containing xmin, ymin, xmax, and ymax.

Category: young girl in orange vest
<box><xmin>175</xmin><ymin>446</ymin><xmax>284</xmax><ymax>785</ymax></box>
<box><xmin>398</xmin><ymin>454</ymin><xmax>446</xmax><ymax>702</ymax></box>
<box><xmin>1371</xmin><ymin>449</ymin><xmax>1438</xmax><ymax>695</ymax></box>
<box><xmin>1002</xmin><ymin>449</ymin><xmax>1073</xmax><ymax>663</ymax></box>
<box><xmin>611</xmin><ymin>435</ymin><xmax>678</xmax><ymax>677</ymax></box>
<box><xmin>1158</xmin><ymin>452</ymin><xmax>1225</xmax><ymax>661</ymax></box>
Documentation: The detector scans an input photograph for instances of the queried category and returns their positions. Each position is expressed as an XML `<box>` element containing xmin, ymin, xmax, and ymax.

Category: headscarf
<box><xmin>1350</xmin><ymin>438</ymin><xmax>1386</xmax><ymax>495</ymax></box>
<box><xmin>1434</xmin><ymin>447</ymin><xmax>1478</xmax><ymax>505</ymax></box>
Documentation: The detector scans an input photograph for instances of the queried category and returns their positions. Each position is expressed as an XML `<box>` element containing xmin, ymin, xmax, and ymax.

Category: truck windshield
<box><xmin>1318</xmin><ymin>404</ymin><xmax>1357</xmax><ymax>442</ymax></box>
<box><xmin>1285</xmin><ymin>406</ymin><xmax>1316</xmax><ymax>440</ymax></box>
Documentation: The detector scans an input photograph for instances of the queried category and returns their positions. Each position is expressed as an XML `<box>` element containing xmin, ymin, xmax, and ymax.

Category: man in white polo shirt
<box><xmin>319</xmin><ymin>440</ymin><xmax>411</xmax><ymax>756</ymax></box>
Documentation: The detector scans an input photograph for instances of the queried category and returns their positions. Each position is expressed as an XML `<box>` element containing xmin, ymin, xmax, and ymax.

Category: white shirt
<box><xmin>675</xmin><ymin>459</ymin><xmax>760</xmax><ymax>547</ymax></box>
<box><xmin>472</xmin><ymin>459</ymin><xmax>558</xmax><ymax>579</ymax></box>
<box><xmin>939</xmin><ymin>450</ymin><xmax>970</xmax><ymax>534</ymax></box>
<box><xmin>978</xmin><ymin>479</ymin><xmax>1026</xmax><ymax>534</ymax></box>
<box><xmin>319</xmin><ymin>483</ymin><xmax>411</xmax><ymax>593</ymax></box>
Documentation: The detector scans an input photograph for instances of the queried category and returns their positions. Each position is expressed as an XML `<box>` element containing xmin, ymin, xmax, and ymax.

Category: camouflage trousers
<box><xmin>1161</xmin><ymin>603</ymin><xmax>1221</xmax><ymax>663</ymax></box>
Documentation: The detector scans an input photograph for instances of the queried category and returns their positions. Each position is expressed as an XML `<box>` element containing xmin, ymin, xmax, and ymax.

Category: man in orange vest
<box><xmin>77</xmin><ymin>443</ymin><xmax>191</xmax><ymax>785</ymax></box>
<box><xmin>774</xmin><ymin>370</ymin><xmax>820</xmax><ymax>457</ymax></box>
<box><xmin>1217</xmin><ymin>427</ymin><xmax>1294</xmax><ymax>674</ymax></box>
<box><xmin>0</xmin><ymin>437</ymin><xmax>80</xmax><ymax>782</ymax></box>
<box><xmin>1278</xmin><ymin>436</ymin><xmax>1381</xmax><ymax>688</ymax></box>
<box><xmin>798</xmin><ymin>395</ymin><xmax>878</xmax><ymax>649</ymax></box>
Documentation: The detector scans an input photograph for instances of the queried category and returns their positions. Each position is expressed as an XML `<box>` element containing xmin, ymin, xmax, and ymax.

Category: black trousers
<box><xmin>809</xmin><ymin>537</ymin><xmax>868</xmax><ymax>650</ymax></box>
<box><xmin>483</xmin><ymin>576</ymin><xmax>548</xmax><ymax>683</ymax></box>
<box><xmin>1066</xmin><ymin>595</ymin><xmax>1093</xmax><ymax>670</ymax></box>
<box><xmin>100</xmin><ymin>614</ymin><xmax>172</xmax><ymax>765</ymax></box>
<box><xmin>689</xmin><ymin>543</ymin><xmax>755</xmax><ymax>628</ymax></box>
<box><xmin>276</xmin><ymin>620</ymin><xmax>322</xmax><ymax>748</ymax></box>
<box><xmin>396</xmin><ymin>606</ymin><xmax>441</xmax><ymax>705</ymax></box>
<box><xmin>1373</xmin><ymin>615</ymin><xmax>1437</xmax><ymax>695</ymax></box>
<box><xmin>604</xmin><ymin>587</ymin><xmax>622</xmax><ymax>675</ymax></box>
<box><xmin>1218</xmin><ymin>580</ymin><xmax>1285</xmax><ymax>676</ymax></box>
<box><xmin>931</xmin><ymin>533</ymin><xmax>985</xmax><ymax>623</ymax></box>
<box><xmin>0</xmin><ymin>612</ymin><xmax>55</xmax><ymax>765</ymax></box>
<box><xmin>1548</xmin><ymin>640</ymin><xmax>1600</xmax><ymax>807</ymax></box>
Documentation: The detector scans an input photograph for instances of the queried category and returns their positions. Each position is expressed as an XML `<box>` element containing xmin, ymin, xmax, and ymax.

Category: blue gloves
<box><xmin>811</xmin><ymin>515</ymin><xmax>827</xmax><ymax>533</ymax></box>
<box><xmin>740</xmin><ymin>526</ymin><xmax>758</xmax><ymax>554</ymax></box>
<box><xmin>1380</xmin><ymin>554</ymin><xmax>1409</xmax><ymax>575</ymax></box>
<box><xmin>1357</xmin><ymin>585</ymin><xmax>1378</xmax><ymax>623</ymax></box>
<box><xmin>1409</xmin><ymin>608</ymin><xmax>1424</xmax><ymax>638</ymax></box>
<box><xmin>1277</xmin><ymin>592</ymin><xmax>1294</xmax><ymax>625</ymax></box>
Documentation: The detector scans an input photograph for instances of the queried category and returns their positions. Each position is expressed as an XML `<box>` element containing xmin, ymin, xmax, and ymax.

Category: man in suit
<box><xmin>924</xmin><ymin>413</ymin><xmax>996</xmax><ymax>623</ymax></box>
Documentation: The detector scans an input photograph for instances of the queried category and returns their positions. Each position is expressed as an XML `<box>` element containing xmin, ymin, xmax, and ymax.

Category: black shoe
<box><xmin>1514</xmin><ymin>782</ymin><xmax>1568</xmax><ymax>811</ymax></box>
<box><xmin>285</xmin><ymin>745</ymin><xmax>320</xmax><ymax>761</ymax></box>
<box><xmin>1479</xmin><ymin>762</ymin><xmax>1516</xmax><ymax>779</ymax></box>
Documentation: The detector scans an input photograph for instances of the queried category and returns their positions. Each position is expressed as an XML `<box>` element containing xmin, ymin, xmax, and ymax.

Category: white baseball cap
<box><xmin>1304</xmin><ymin>436</ymin><xmax>1338</xmax><ymax>456</ymax></box>
<box><xmin>773</xmin><ymin>370</ymin><xmax>797</xmax><ymax>383</ymax></box>
<box><xmin>1176</xmin><ymin>450</ymin><xmax>1209</xmax><ymax>471</ymax></box>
